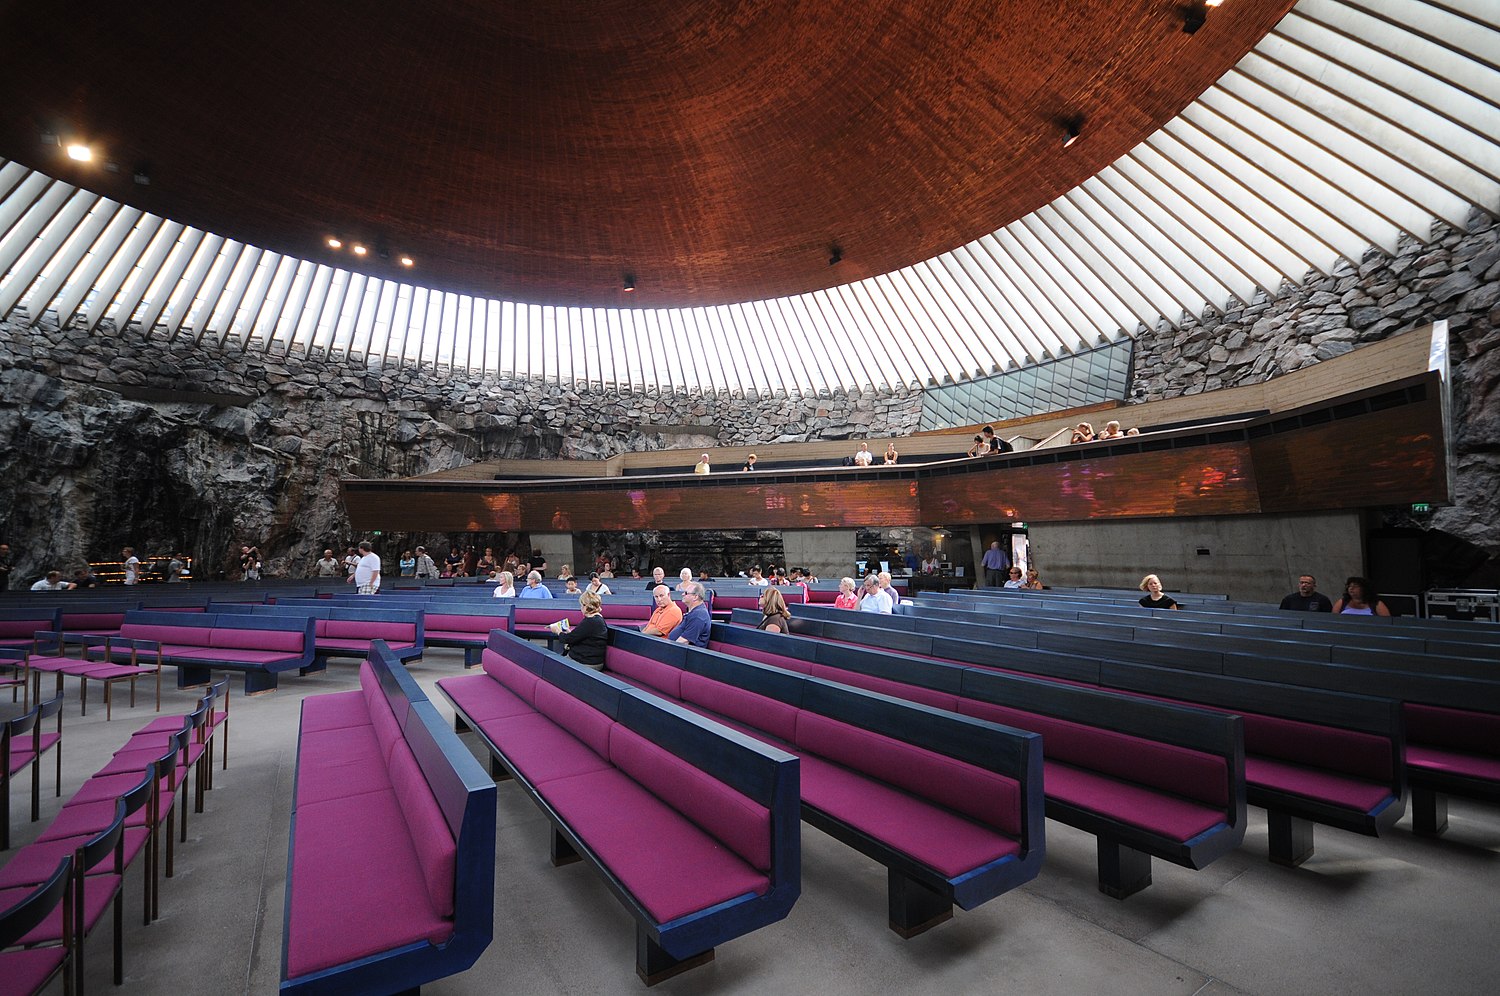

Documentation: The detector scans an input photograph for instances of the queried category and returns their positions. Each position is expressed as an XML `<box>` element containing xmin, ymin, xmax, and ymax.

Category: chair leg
<box><xmin>180</xmin><ymin>778</ymin><xmax>190</xmax><ymax>842</ymax></box>
<box><xmin>78</xmin><ymin>676</ymin><xmax>88</xmax><ymax>717</ymax></box>
<box><xmin>113</xmin><ymin>888</ymin><xmax>124</xmax><ymax>985</ymax></box>
<box><xmin>105</xmin><ymin>679</ymin><xmax>113</xmax><ymax>721</ymax></box>
<box><xmin>129</xmin><ymin>676</ymin><xmax>137</xmax><ymax>709</ymax></box>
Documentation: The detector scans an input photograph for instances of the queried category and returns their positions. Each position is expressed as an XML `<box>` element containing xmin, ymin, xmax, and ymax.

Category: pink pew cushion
<box><xmin>807</xmin><ymin>663</ymin><xmax>958</xmax><ymax>711</ymax></box>
<box><xmin>426</xmin><ymin>614</ymin><xmax>498</xmax><ymax>634</ymax></box>
<box><xmin>679</xmin><ymin>672</ymin><xmax>799</xmax><ymax>744</ymax></box>
<box><xmin>1241</xmin><ymin>712</ymin><xmax>1392</xmax><ymax>783</ymax></box>
<box><xmin>481</xmin><ymin>712</ymin><xmax>613</xmax><ymax>785</ymax></box>
<box><xmin>541</xmin><ymin>767</ymin><xmax>769</xmax><ymax>924</ymax></box>
<box><xmin>437</xmin><ymin>675</ymin><xmax>534</xmax><ymax>724</ymax></box>
<box><xmin>609</xmin><ymin>723</ymin><xmax>771</xmax><ymax>871</ymax></box>
<box><xmin>1244</xmin><ymin>756</ymin><xmax>1393</xmax><ymax>812</ymax></box>
<box><xmin>318</xmin><ymin>637</ymin><xmax>416</xmax><ymax>652</ymax></box>
<box><xmin>533</xmin><ymin>682</ymin><xmax>614</xmax><ymax>757</ymax></box>
<box><xmin>1404</xmin><ymin>703</ymin><xmax>1500</xmax><ymax>757</ymax></box>
<box><xmin>295</xmin><ymin>726</ymin><xmax>388</xmax><ymax>807</ymax></box>
<box><xmin>799</xmin><ymin>754</ymin><xmax>1020</xmax><ymax>879</ymax></box>
<box><xmin>481</xmin><ymin>652</ymin><xmax>539</xmax><ymax>705</ymax></box>
<box><xmin>388</xmin><ymin>743</ymin><xmax>457</xmax><ymax>918</ymax></box>
<box><xmin>286</xmin><ymin>790</ymin><xmax>452</xmax><ymax>979</ymax></box>
<box><xmin>603</xmin><ymin>648</ymin><xmax>683</xmax><ymax>699</ymax></box>
<box><xmin>1044</xmin><ymin>761</ymin><xmax>1227</xmax><ymax>841</ymax></box>
<box><xmin>796</xmin><ymin>711</ymin><xmax>1022</xmax><ymax>837</ymax></box>
<box><xmin>706</xmin><ymin>641</ymin><xmax>813</xmax><ymax>675</ymax></box>
<box><xmin>210</xmin><ymin>627</ymin><xmax>305</xmax><ymax>653</ymax></box>
<box><xmin>325</xmin><ymin>620</ymin><xmax>415</xmax><ymax>643</ymax></box>
<box><xmin>120</xmin><ymin>623</ymin><xmax>214</xmax><ymax>645</ymax></box>
<box><xmin>1405</xmin><ymin>744</ymin><xmax>1500</xmax><ymax>783</ymax></box>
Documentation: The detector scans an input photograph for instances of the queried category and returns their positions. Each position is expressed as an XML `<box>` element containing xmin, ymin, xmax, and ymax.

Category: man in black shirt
<box><xmin>1280</xmin><ymin>574</ymin><xmax>1333</xmax><ymax>612</ymax></box>
<box><xmin>982</xmin><ymin>425</ymin><xmax>1014</xmax><ymax>454</ymax></box>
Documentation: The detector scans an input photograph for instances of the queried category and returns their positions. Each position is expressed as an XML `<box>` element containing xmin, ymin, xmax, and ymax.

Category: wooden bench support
<box><xmin>1268</xmin><ymin>811</ymin><xmax>1315</xmax><ymax>866</ymax></box>
<box><xmin>550</xmin><ymin>827</ymin><xmax>582</xmax><ymax>867</ymax></box>
<box><xmin>887</xmin><ymin>870</ymin><xmax>952</xmax><ymax>938</ymax></box>
<box><xmin>1097</xmin><ymin>838</ymin><xmax>1153</xmax><ymax>899</ymax></box>
<box><xmin>636</xmin><ymin>926</ymin><xmax>714</xmax><ymax>987</ymax></box>
<box><xmin>1410</xmin><ymin>787</ymin><xmax>1449</xmax><ymax>837</ymax></box>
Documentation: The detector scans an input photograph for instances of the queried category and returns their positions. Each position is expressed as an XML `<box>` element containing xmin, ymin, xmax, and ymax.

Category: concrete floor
<box><xmin>3</xmin><ymin>648</ymin><xmax>1496</xmax><ymax>995</ymax></box>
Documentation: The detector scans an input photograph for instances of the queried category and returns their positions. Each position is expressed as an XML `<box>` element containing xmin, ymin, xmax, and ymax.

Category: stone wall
<box><xmin>1130</xmin><ymin>205</ymin><xmax>1500</xmax><ymax>584</ymax></box>
<box><xmin>0</xmin><ymin>315</ymin><xmax>919</xmax><ymax>586</ymax></box>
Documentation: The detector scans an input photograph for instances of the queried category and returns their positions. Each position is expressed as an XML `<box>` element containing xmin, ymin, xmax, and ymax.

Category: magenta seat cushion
<box><xmin>437</xmin><ymin>675</ymin><xmax>533</xmax><ymax>724</ymax></box>
<box><xmin>1404</xmin><ymin>703</ymin><xmax>1500</xmax><ymax>757</ymax></box>
<box><xmin>603</xmin><ymin>649</ymin><xmax>683</xmax><ymax>699</ymax></box>
<box><xmin>0</xmin><ymin>620</ymin><xmax>51</xmax><ymax>639</ymax></box>
<box><xmin>173</xmin><ymin>647</ymin><xmax>296</xmax><ymax>665</ymax></box>
<box><xmin>1045</xmin><ymin>761</ymin><xmax>1227</xmax><ymax>841</ymax></box>
<box><xmin>286</xmin><ymin>789</ymin><xmax>452</xmax><ymax>979</ymax></box>
<box><xmin>312</xmin><ymin>619</ymin><xmax>332</xmax><ymax>638</ymax></box>
<box><xmin>799</xmin><ymin>754</ymin><xmax>1019</xmax><ymax>879</ymax></box>
<box><xmin>300</xmin><ymin>691</ymin><xmax>371</xmax><ymax>733</ymax></box>
<box><xmin>426</xmin><ymin>614</ymin><xmax>493</xmax><ymax>634</ymax></box>
<box><xmin>1245</xmin><ymin>756</ymin><xmax>1393</xmax><ymax>812</ymax></box>
<box><xmin>515</xmin><ymin>608</ymin><xmax>584</xmax><ymax>627</ymax></box>
<box><xmin>481</xmin><ymin>652</ymin><xmax>539</xmax><ymax>705</ymax></box>
<box><xmin>0</xmin><ymin>945</ymin><xmax>67</xmax><ymax>992</ymax></box>
<box><xmin>796</xmin><ymin>711</ymin><xmax>1021</xmax><ymax>836</ymax></box>
<box><xmin>608</xmin><ymin>723</ymin><xmax>771</xmax><ymax>870</ymax></box>
<box><xmin>387</xmin><ymin>743</ymin><xmax>457</xmax><ymax>917</ymax></box>
<box><xmin>295</xmin><ymin>727</ymin><xmax>388</xmax><ymax>806</ymax></box>
<box><xmin>1241</xmin><ymin>713</ymin><xmax>1392</xmax><ymax>783</ymax></box>
<box><xmin>958</xmin><ymin>700</ymin><xmax>1229</xmax><ymax>808</ymax></box>
<box><xmin>706</xmin><ymin>641</ymin><xmax>813</xmax><ymax>675</ymax></box>
<box><xmin>210</xmin><ymin>627</ymin><xmax>305</xmax><ymax>653</ymax></box>
<box><xmin>5</xmin><ymin>872</ymin><xmax>121</xmax><ymax>946</ymax></box>
<box><xmin>318</xmin><ymin>637</ymin><xmax>416</xmax><ymax>652</ymax></box>
<box><xmin>66</xmin><ymin>771</ymin><xmax>162</xmax><ymax>805</ymax></box>
<box><xmin>541</xmin><ymin>767</ymin><xmax>769</xmax><ymax>924</ymax></box>
<box><xmin>534</xmin><ymin>682</ymin><xmax>613</xmax><ymax>755</ymax></box>
<box><xmin>604</xmin><ymin>604</ymin><xmax>652</xmax><ymax>621</ymax></box>
<box><xmin>1406</xmin><ymin>744</ymin><xmax>1500</xmax><ymax>782</ymax></box>
<box><xmin>807</xmin><ymin>663</ymin><xmax>958</xmax><ymax>712</ymax></box>
<box><xmin>679</xmin><ymin>673</ymin><xmax>799</xmax><ymax>744</ymax></box>
<box><xmin>483</xmin><ymin>712</ymin><xmax>613</xmax><ymax>785</ymax></box>
<box><xmin>326</xmin><ymin>620</ymin><xmax>414</xmax><ymax>642</ymax></box>
<box><xmin>424</xmin><ymin>629</ymin><xmax>486</xmax><ymax>642</ymax></box>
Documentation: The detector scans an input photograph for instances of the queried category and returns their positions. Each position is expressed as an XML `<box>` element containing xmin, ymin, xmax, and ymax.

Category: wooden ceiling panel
<box><xmin>0</xmin><ymin>1</ymin><xmax>1294</xmax><ymax>308</ymax></box>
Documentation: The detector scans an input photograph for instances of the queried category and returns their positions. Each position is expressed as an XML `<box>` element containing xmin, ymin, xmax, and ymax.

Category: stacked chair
<box><xmin>0</xmin><ymin>677</ymin><xmax>231</xmax><ymax>992</ymax></box>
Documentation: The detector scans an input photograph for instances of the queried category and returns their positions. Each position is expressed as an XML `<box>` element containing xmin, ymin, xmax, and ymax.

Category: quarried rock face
<box><xmin>0</xmin><ymin>316</ymin><xmax>919</xmax><ymax>586</ymax></box>
<box><xmin>1132</xmin><ymin>206</ymin><xmax>1500</xmax><ymax>584</ymax></box>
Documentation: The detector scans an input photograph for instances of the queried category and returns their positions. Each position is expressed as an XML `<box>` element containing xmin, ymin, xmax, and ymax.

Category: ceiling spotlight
<box><xmin>399</xmin><ymin>256</ymin><xmax>414</xmax><ymax>267</ymax></box>
<box><xmin>327</xmin><ymin>237</ymin><xmax>343</xmax><ymax>249</ymax></box>
<box><xmin>622</xmin><ymin>274</ymin><xmax>636</xmax><ymax>292</ymax></box>
<box><xmin>1063</xmin><ymin>119</ymin><xmax>1083</xmax><ymax>148</ymax></box>
<box><xmin>1183</xmin><ymin>1</ymin><xmax>1223</xmax><ymax>34</ymax></box>
<box><xmin>352</xmin><ymin>244</ymin><xmax>367</xmax><ymax>256</ymax></box>
<box><xmin>828</xmin><ymin>245</ymin><xmax>843</xmax><ymax>266</ymax></box>
<box><xmin>65</xmin><ymin>143</ymin><xmax>92</xmax><ymax>162</ymax></box>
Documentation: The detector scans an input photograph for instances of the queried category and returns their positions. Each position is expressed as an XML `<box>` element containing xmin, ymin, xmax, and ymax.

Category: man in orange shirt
<box><xmin>642</xmin><ymin>584</ymin><xmax>683</xmax><ymax>637</ymax></box>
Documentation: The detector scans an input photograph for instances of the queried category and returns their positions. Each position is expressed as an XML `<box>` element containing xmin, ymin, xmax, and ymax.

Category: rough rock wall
<box><xmin>0</xmin><ymin>315</ymin><xmax>919</xmax><ymax>585</ymax></box>
<box><xmin>1131</xmin><ymin>205</ymin><xmax>1500</xmax><ymax>582</ymax></box>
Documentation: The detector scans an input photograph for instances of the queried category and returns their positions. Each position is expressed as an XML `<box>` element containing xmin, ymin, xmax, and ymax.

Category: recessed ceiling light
<box><xmin>65</xmin><ymin>144</ymin><xmax>92</xmax><ymax>162</ymax></box>
<box><xmin>352</xmin><ymin>244</ymin><xmax>367</xmax><ymax>256</ymax></box>
<box><xmin>327</xmin><ymin>237</ymin><xmax>343</xmax><ymax>249</ymax></box>
<box><xmin>399</xmin><ymin>256</ymin><xmax>414</xmax><ymax>267</ymax></box>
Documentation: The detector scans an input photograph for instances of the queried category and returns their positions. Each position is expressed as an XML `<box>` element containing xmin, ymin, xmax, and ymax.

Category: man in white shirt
<box><xmin>31</xmin><ymin>570</ymin><xmax>76</xmax><ymax>591</ymax></box>
<box><xmin>852</xmin><ymin>442</ymin><xmax>874</xmax><ymax>466</ymax></box>
<box><xmin>858</xmin><ymin>574</ymin><xmax>892</xmax><ymax>613</ymax></box>
<box><xmin>122</xmin><ymin>546</ymin><xmax>141</xmax><ymax>585</ymax></box>
<box><xmin>354</xmin><ymin>541</ymin><xmax>382</xmax><ymax>595</ymax></box>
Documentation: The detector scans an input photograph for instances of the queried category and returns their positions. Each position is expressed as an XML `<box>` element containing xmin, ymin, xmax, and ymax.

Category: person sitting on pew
<box><xmin>669</xmin><ymin>583</ymin><xmax>712</xmax><ymax>647</ymax></box>
<box><xmin>557</xmin><ymin>592</ymin><xmax>609</xmax><ymax>669</ymax></box>
<box><xmin>641</xmin><ymin>584</ymin><xmax>683</xmax><ymax>637</ymax></box>
<box><xmin>674</xmin><ymin>567</ymin><xmax>695</xmax><ymax>592</ymax></box>
<box><xmin>1279</xmin><ymin>574</ymin><xmax>1333</xmax><ymax>612</ymax></box>
<box><xmin>858</xmin><ymin>574</ymin><xmax>893</xmax><ymax>614</ymax></box>
<box><xmin>884</xmin><ymin>442</ymin><xmax>899</xmax><ymax>465</ymax></box>
<box><xmin>1138</xmin><ymin>574</ymin><xmax>1180</xmax><ymax>610</ymax></box>
<box><xmin>492</xmin><ymin>571</ymin><xmax>517</xmax><ymax>598</ymax></box>
<box><xmin>1024</xmin><ymin>569</ymin><xmax>1044</xmax><ymax>590</ymax></box>
<box><xmin>519</xmin><ymin>571</ymin><xmax>554</xmax><ymax>598</ymax></box>
<box><xmin>1332</xmin><ymin>576</ymin><xmax>1391</xmax><ymax>616</ymax></box>
<box><xmin>1003</xmin><ymin>567</ymin><xmax>1026</xmax><ymax>588</ymax></box>
<box><xmin>585</xmin><ymin>572</ymin><xmax>613</xmax><ymax>597</ymax></box>
<box><xmin>757</xmin><ymin>587</ymin><xmax>792</xmax><ymax>634</ymax></box>
<box><xmin>564</xmin><ymin>577</ymin><xmax>581</xmax><ymax>595</ymax></box>
<box><xmin>834</xmin><ymin>577</ymin><xmax>859</xmax><ymax>609</ymax></box>
<box><xmin>31</xmin><ymin>570</ymin><xmax>76</xmax><ymax>591</ymax></box>
<box><xmin>853</xmin><ymin>442</ymin><xmax>875</xmax><ymax>467</ymax></box>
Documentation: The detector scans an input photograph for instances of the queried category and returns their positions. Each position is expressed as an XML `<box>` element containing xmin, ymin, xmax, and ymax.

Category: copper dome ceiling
<box><xmin>0</xmin><ymin>1</ymin><xmax>1295</xmax><ymax>309</ymax></box>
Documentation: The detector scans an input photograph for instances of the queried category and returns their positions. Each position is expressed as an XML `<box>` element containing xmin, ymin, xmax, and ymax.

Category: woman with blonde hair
<box><xmin>1138</xmin><ymin>574</ymin><xmax>1180</xmax><ymax>610</ymax></box>
<box><xmin>834</xmin><ymin>576</ymin><xmax>859</xmax><ymax>609</ymax></box>
<box><xmin>558</xmin><ymin>591</ymin><xmax>609</xmax><ymax>668</ymax></box>
<box><xmin>758</xmin><ymin>586</ymin><xmax>792</xmax><ymax>633</ymax></box>
<box><xmin>491</xmin><ymin>570</ymin><xmax>516</xmax><ymax>598</ymax></box>
<box><xmin>1070</xmin><ymin>422</ymin><xmax>1095</xmax><ymax>444</ymax></box>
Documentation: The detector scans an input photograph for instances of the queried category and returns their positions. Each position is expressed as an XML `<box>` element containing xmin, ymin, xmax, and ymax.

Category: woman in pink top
<box><xmin>834</xmin><ymin>576</ymin><xmax>859</xmax><ymax>609</ymax></box>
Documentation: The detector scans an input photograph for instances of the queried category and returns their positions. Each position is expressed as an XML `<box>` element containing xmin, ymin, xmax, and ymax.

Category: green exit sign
<box><xmin>1410</xmin><ymin>503</ymin><xmax>1432</xmax><ymax>514</ymax></box>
